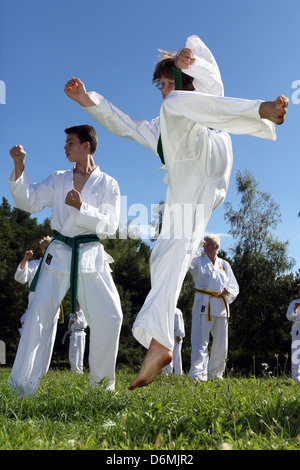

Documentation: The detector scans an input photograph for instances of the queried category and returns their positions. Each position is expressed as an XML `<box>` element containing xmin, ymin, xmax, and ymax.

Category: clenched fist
<box><xmin>65</xmin><ymin>188</ymin><xmax>82</xmax><ymax>210</ymax></box>
<box><xmin>64</xmin><ymin>77</ymin><xmax>95</xmax><ymax>107</ymax></box>
<box><xmin>10</xmin><ymin>144</ymin><xmax>26</xmax><ymax>179</ymax></box>
<box><xmin>174</xmin><ymin>48</ymin><xmax>195</xmax><ymax>70</ymax></box>
<box><xmin>10</xmin><ymin>145</ymin><xmax>26</xmax><ymax>162</ymax></box>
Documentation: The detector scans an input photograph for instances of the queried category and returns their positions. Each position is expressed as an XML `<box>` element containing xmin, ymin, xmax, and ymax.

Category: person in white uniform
<box><xmin>63</xmin><ymin>301</ymin><xmax>88</xmax><ymax>374</ymax></box>
<box><xmin>189</xmin><ymin>235</ymin><xmax>239</xmax><ymax>381</ymax></box>
<box><xmin>286</xmin><ymin>284</ymin><xmax>300</xmax><ymax>382</ymax></box>
<box><xmin>162</xmin><ymin>308</ymin><xmax>185</xmax><ymax>375</ymax></box>
<box><xmin>8</xmin><ymin>124</ymin><xmax>123</xmax><ymax>397</ymax></box>
<box><xmin>14</xmin><ymin>236</ymin><xmax>51</xmax><ymax>335</ymax></box>
<box><xmin>64</xmin><ymin>35</ymin><xmax>288</xmax><ymax>390</ymax></box>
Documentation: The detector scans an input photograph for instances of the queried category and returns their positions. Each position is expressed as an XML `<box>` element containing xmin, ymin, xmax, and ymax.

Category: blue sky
<box><xmin>1</xmin><ymin>0</ymin><xmax>299</xmax><ymax>272</ymax></box>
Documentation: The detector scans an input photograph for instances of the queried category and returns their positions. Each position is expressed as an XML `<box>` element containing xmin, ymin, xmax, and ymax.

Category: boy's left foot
<box><xmin>128</xmin><ymin>339</ymin><xmax>172</xmax><ymax>390</ymax></box>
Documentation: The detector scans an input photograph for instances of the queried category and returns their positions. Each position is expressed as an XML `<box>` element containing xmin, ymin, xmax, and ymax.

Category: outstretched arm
<box><xmin>175</xmin><ymin>48</ymin><xmax>288</xmax><ymax>126</ymax></box>
<box><xmin>64</xmin><ymin>77</ymin><xmax>160</xmax><ymax>154</ymax></box>
<box><xmin>9</xmin><ymin>148</ymin><xmax>54</xmax><ymax>213</ymax></box>
<box><xmin>19</xmin><ymin>250</ymin><xmax>34</xmax><ymax>270</ymax></box>
<box><xmin>10</xmin><ymin>145</ymin><xmax>26</xmax><ymax>180</ymax></box>
<box><xmin>14</xmin><ymin>251</ymin><xmax>39</xmax><ymax>285</ymax></box>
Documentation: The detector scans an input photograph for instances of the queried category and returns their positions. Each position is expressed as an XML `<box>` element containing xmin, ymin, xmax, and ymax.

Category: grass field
<box><xmin>0</xmin><ymin>366</ymin><xmax>299</xmax><ymax>451</ymax></box>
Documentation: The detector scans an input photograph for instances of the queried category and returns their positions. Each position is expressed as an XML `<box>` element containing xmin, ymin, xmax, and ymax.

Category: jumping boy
<box><xmin>64</xmin><ymin>35</ymin><xmax>288</xmax><ymax>390</ymax></box>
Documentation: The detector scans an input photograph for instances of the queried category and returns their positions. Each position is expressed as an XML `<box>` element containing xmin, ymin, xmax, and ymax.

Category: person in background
<box><xmin>189</xmin><ymin>235</ymin><xmax>239</xmax><ymax>381</ymax></box>
<box><xmin>63</xmin><ymin>301</ymin><xmax>88</xmax><ymax>374</ymax></box>
<box><xmin>162</xmin><ymin>308</ymin><xmax>185</xmax><ymax>375</ymax></box>
<box><xmin>14</xmin><ymin>236</ymin><xmax>51</xmax><ymax>335</ymax></box>
<box><xmin>286</xmin><ymin>284</ymin><xmax>300</xmax><ymax>382</ymax></box>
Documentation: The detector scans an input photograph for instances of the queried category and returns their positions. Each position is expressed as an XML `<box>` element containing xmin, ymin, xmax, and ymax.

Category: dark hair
<box><xmin>152</xmin><ymin>57</ymin><xmax>195</xmax><ymax>91</ymax></box>
<box><xmin>64</xmin><ymin>125</ymin><xmax>98</xmax><ymax>155</ymax></box>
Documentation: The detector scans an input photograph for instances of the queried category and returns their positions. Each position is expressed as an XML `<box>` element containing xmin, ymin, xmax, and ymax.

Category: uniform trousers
<box><xmin>69</xmin><ymin>330</ymin><xmax>86</xmax><ymax>374</ymax></box>
<box><xmin>9</xmin><ymin>265</ymin><xmax>122</xmax><ymax>396</ymax></box>
<box><xmin>162</xmin><ymin>339</ymin><xmax>183</xmax><ymax>375</ymax></box>
<box><xmin>190</xmin><ymin>314</ymin><xmax>228</xmax><ymax>381</ymax></box>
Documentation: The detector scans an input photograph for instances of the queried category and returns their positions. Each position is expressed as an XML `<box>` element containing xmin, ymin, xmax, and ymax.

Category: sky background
<box><xmin>1</xmin><ymin>0</ymin><xmax>299</xmax><ymax>273</ymax></box>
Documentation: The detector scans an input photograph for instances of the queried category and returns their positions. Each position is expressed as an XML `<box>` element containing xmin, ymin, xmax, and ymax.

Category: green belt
<box><xmin>29</xmin><ymin>230</ymin><xmax>99</xmax><ymax>317</ymax></box>
<box><xmin>157</xmin><ymin>66</ymin><xmax>182</xmax><ymax>165</ymax></box>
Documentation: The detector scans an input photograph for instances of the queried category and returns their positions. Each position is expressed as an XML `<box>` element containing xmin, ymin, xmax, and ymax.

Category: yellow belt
<box><xmin>59</xmin><ymin>304</ymin><xmax>64</xmax><ymax>324</ymax></box>
<box><xmin>195</xmin><ymin>289</ymin><xmax>229</xmax><ymax>323</ymax></box>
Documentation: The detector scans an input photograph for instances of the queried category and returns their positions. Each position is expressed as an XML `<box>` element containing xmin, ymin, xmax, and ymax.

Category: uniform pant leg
<box><xmin>68</xmin><ymin>333</ymin><xmax>80</xmax><ymax>373</ymax></box>
<box><xmin>132</xmin><ymin>132</ymin><xmax>225</xmax><ymax>352</ymax></box>
<box><xmin>132</xmin><ymin>201</ymin><xmax>205</xmax><ymax>352</ymax></box>
<box><xmin>208</xmin><ymin>317</ymin><xmax>228</xmax><ymax>379</ymax></box>
<box><xmin>41</xmin><ymin>309</ymin><xmax>60</xmax><ymax>376</ymax></box>
<box><xmin>132</xmin><ymin>236</ymin><xmax>190</xmax><ymax>351</ymax></box>
<box><xmin>75</xmin><ymin>333</ymin><xmax>86</xmax><ymax>374</ymax></box>
<box><xmin>69</xmin><ymin>332</ymin><xmax>85</xmax><ymax>374</ymax></box>
<box><xmin>77</xmin><ymin>333</ymin><xmax>86</xmax><ymax>374</ymax></box>
<box><xmin>189</xmin><ymin>314</ymin><xmax>213</xmax><ymax>381</ymax></box>
<box><xmin>173</xmin><ymin>340</ymin><xmax>183</xmax><ymax>375</ymax></box>
<box><xmin>69</xmin><ymin>334</ymin><xmax>76</xmax><ymax>372</ymax></box>
<box><xmin>77</xmin><ymin>267</ymin><xmax>123</xmax><ymax>391</ymax></box>
<box><xmin>9</xmin><ymin>268</ymin><xmax>69</xmax><ymax>397</ymax></box>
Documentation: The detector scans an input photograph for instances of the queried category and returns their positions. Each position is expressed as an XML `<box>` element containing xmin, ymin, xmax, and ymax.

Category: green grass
<box><xmin>0</xmin><ymin>367</ymin><xmax>299</xmax><ymax>450</ymax></box>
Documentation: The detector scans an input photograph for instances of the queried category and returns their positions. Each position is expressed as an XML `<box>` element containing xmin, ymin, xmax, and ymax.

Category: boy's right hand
<box><xmin>175</xmin><ymin>48</ymin><xmax>195</xmax><ymax>70</ymax></box>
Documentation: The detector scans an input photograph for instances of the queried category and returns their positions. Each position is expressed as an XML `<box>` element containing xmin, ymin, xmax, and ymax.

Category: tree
<box><xmin>224</xmin><ymin>170</ymin><xmax>296</xmax><ymax>367</ymax></box>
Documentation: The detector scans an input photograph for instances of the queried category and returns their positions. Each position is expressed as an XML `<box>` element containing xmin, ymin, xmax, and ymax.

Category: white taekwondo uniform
<box><xmin>8</xmin><ymin>166</ymin><xmax>123</xmax><ymax>396</ymax></box>
<box><xmin>286</xmin><ymin>298</ymin><xmax>300</xmax><ymax>381</ymax></box>
<box><xmin>189</xmin><ymin>253</ymin><xmax>239</xmax><ymax>380</ymax></box>
<box><xmin>162</xmin><ymin>308</ymin><xmax>185</xmax><ymax>375</ymax></box>
<box><xmin>83</xmin><ymin>35</ymin><xmax>275</xmax><ymax>353</ymax></box>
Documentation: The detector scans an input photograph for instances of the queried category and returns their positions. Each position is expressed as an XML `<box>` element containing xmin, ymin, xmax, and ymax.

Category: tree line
<box><xmin>0</xmin><ymin>170</ymin><xmax>299</xmax><ymax>374</ymax></box>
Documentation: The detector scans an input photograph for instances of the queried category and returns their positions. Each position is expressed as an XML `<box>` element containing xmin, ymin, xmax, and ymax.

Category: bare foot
<box><xmin>128</xmin><ymin>339</ymin><xmax>173</xmax><ymax>390</ymax></box>
<box><xmin>259</xmin><ymin>95</ymin><xmax>289</xmax><ymax>125</ymax></box>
